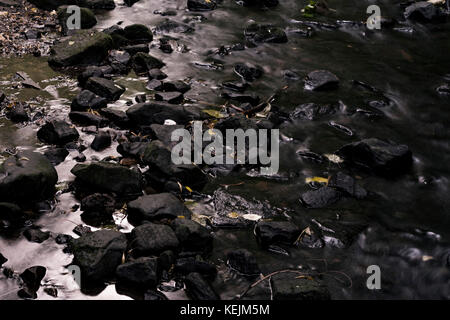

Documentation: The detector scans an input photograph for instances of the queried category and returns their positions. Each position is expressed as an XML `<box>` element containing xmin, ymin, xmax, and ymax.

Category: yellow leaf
<box><xmin>202</xmin><ymin>109</ymin><xmax>226</xmax><ymax>119</ymax></box>
<box><xmin>177</xmin><ymin>215</ymin><xmax>185</xmax><ymax>219</ymax></box>
<box><xmin>227</xmin><ymin>212</ymin><xmax>240</xmax><ymax>219</ymax></box>
<box><xmin>305</xmin><ymin>176</ymin><xmax>329</xmax><ymax>184</ymax></box>
<box><xmin>185</xmin><ymin>186</ymin><xmax>193</xmax><ymax>193</ymax></box>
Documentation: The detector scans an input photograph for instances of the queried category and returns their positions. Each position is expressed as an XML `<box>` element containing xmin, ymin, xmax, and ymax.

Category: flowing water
<box><xmin>0</xmin><ymin>0</ymin><xmax>449</xmax><ymax>299</ymax></box>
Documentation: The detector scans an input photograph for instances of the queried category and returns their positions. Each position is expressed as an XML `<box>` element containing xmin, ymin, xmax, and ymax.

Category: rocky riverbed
<box><xmin>0</xmin><ymin>0</ymin><xmax>449</xmax><ymax>300</ymax></box>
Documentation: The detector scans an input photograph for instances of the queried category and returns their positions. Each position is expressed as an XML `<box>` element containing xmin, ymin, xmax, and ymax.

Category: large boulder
<box><xmin>0</xmin><ymin>151</ymin><xmax>58</xmax><ymax>203</ymax></box>
<box><xmin>71</xmin><ymin>162</ymin><xmax>142</xmax><ymax>196</ymax></box>
<box><xmin>126</xmin><ymin>101</ymin><xmax>201</xmax><ymax>125</ymax></box>
<box><xmin>336</xmin><ymin>138</ymin><xmax>412</xmax><ymax>175</ymax></box>
<box><xmin>129</xmin><ymin>222</ymin><xmax>180</xmax><ymax>257</ymax></box>
<box><xmin>171</xmin><ymin>218</ymin><xmax>213</xmax><ymax>252</ymax></box>
<box><xmin>123</xmin><ymin>24</ymin><xmax>153</xmax><ymax>44</ymax></box>
<box><xmin>127</xmin><ymin>193</ymin><xmax>191</xmax><ymax>225</ymax></box>
<box><xmin>37</xmin><ymin>120</ymin><xmax>79</xmax><ymax>145</ymax></box>
<box><xmin>48</xmin><ymin>30</ymin><xmax>113</xmax><ymax>68</ymax></box>
<box><xmin>70</xmin><ymin>230</ymin><xmax>127</xmax><ymax>281</ymax></box>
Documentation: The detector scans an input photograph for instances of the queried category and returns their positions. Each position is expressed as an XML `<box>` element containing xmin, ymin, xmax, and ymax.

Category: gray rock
<box><xmin>71</xmin><ymin>90</ymin><xmax>107</xmax><ymax>111</ymax></box>
<box><xmin>271</xmin><ymin>272</ymin><xmax>330</xmax><ymax>300</ymax></box>
<box><xmin>37</xmin><ymin>120</ymin><xmax>79</xmax><ymax>145</ymax></box>
<box><xmin>85</xmin><ymin>77</ymin><xmax>125</xmax><ymax>101</ymax></box>
<box><xmin>300</xmin><ymin>187</ymin><xmax>343</xmax><ymax>208</ymax></box>
<box><xmin>304</xmin><ymin>70</ymin><xmax>339</xmax><ymax>91</ymax></box>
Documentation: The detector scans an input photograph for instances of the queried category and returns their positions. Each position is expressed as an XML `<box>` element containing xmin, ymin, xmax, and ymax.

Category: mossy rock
<box><xmin>123</xmin><ymin>24</ymin><xmax>153</xmax><ymax>44</ymax></box>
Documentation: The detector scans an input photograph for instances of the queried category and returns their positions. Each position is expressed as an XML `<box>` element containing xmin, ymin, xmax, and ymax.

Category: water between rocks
<box><xmin>0</xmin><ymin>0</ymin><xmax>449</xmax><ymax>299</ymax></box>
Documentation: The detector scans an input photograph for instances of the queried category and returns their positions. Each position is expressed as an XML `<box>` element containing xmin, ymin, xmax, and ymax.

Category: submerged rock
<box><xmin>71</xmin><ymin>162</ymin><xmax>142</xmax><ymax>196</ymax></box>
<box><xmin>70</xmin><ymin>230</ymin><xmax>127</xmax><ymax>281</ymax></box>
<box><xmin>255</xmin><ymin>221</ymin><xmax>300</xmax><ymax>247</ymax></box>
<box><xmin>404</xmin><ymin>2</ymin><xmax>445</xmax><ymax>22</ymax></box>
<box><xmin>23</xmin><ymin>228</ymin><xmax>51</xmax><ymax>243</ymax></box>
<box><xmin>175</xmin><ymin>258</ymin><xmax>217</xmax><ymax>279</ymax></box>
<box><xmin>304</xmin><ymin>70</ymin><xmax>339</xmax><ymax>91</ymax></box>
<box><xmin>116</xmin><ymin>257</ymin><xmax>159</xmax><ymax>289</ymax></box>
<box><xmin>0</xmin><ymin>151</ymin><xmax>58</xmax><ymax>203</ymax></box>
<box><xmin>155</xmin><ymin>19</ymin><xmax>194</xmax><ymax>34</ymax></box>
<box><xmin>227</xmin><ymin>249</ymin><xmax>261</xmax><ymax>276</ymax></box>
<box><xmin>336</xmin><ymin>138</ymin><xmax>412</xmax><ymax>175</ymax></box>
<box><xmin>234</xmin><ymin>63</ymin><xmax>263</xmax><ymax>82</ymax></box>
<box><xmin>171</xmin><ymin>218</ymin><xmax>213</xmax><ymax>252</ymax></box>
<box><xmin>290</xmin><ymin>103</ymin><xmax>336</xmax><ymax>120</ymax></box>
<box><xmin>127</xmin><ymin>193</ymin><xmax>191</xmax><ymax>224</ymax></box>
<box><xmin>244</xmin><ymin>23</ymin><xmax>288</xmax><ymax>45</ymax></box>
<box><xmin>183</xmin><ymin>272</ymin><xmax>220</xmax><ymax>300</ymax></box>
<box><xmin>300</xmin><ymin>187</ymin><xmax>343</xmax><ymax>208</ymax></box>
<box><xmin>129</xmin><ymin>222</ymin><xmax>180</xmax><ymax>257</ymax></box>
<box><xmin>328</xmin><ymin>172</ymin><xmax>367</xmax><ymax>199</ymax></box>
<box><xmin>271</xmin><ymin>272</ymin><xmax>330</xmax><ymax>300</ymax></box>
<box><xmin>69</xmin><ymin>111</ymin><xmax>109</xmax><ymax>127</ymax></box>
<box><xmin>48</xmin><ymin>30</ymin><xmax>113</xmax><ymax>68</ymax></box>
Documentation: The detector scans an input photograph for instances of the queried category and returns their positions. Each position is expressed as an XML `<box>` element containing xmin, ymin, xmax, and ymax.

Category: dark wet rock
<box><xmin>71</xmin><ymin>162</ymin><xmax>142</xmax><ymax>196</ymax></box>
<box><xmin>73</xmin><ymin>224</ymin><xmax>92</xmax><ymax>236</ymax></box>
<box><xmin>328</xmin><ymin>172</ymin><xmax>367</xmax><ymax>199</ymax></box>
<box><xmin>99</xmin><ymin>108</ymin><xmax>130</xmax><ymax>128</ymax></box>
<box><xmin>162</xmin><ymin>80</ymin><xmax>191</xmax><ymax>93</ymax></box>
<box><xmin>171</xmin><ymin>218</ymin><xmax>213</xmax><ymax>252</ymax></box>
<box><xmin>27</xmin><ymin>0</ymin><xmax>70</xmax><ymax>10</ymax></box>
<box><xmin>184</xmin><ymin>272</ymin><xmax>220</xmax><ymax>300</ymax></box>
<box><xmin>234</xmin><ymin>63</ymin><xmax>263</xmax><ymax>82</ymax></box>
<box><xmin>78</xmin><ymin>0</ymin><xmax>116</xmax><ymax>10</ymax></box>
<box><xmin>0</xmin><ymin>252</ymin><xmax>7</xmax><ymax>266</ymax></box>
<box><xmin>304</xmin><ymin>70</ymin><xmax>339</xmax><ymax>91</ymax></box>
<box><xmin>0</xmin><ymin>202</ymin><xmax>23</xmax><ymax>226</ymax></box>
<box><xmin>123</xmin><ymin>43</ymin><xmax>149</xmax><ymax>55</ymax></box>
<box><xmin>57</xmin><ymin>6</ymin><xmax>97</xmax><ymax>35</ymax></box>
<box><xmin>271</xmin><ymin>272</ymin><xmax>330</xmax><ymax>300</ymax></box>
<box><xmin>290</xmin><ymin>103</ymin><xmax>336</xmax><ymax>120</ymax></box>
<box><xmin>69</xmin><ymin>111</ymin><xmax>109</xmax><ymax>127</ymax></box>
<box><xmin>117</xmin><ymin>141</ymin><xmax>148</xmax><ymax>159</ymax></box>
<box><xmin>244</xmin><ymin>23</ymin><xmax>288</xmax><ymax>45</ymax></box>
<box><xmin>142</xmin><ymin>140</ymin><xmax>208</xmax><ymax>190</ymax></box>
<box><xmin>404</xmin><ymin>2</ymin><xmax>445</xmax><ymax>22</ymax></box>
<box><xmin>300</xmin><ymin>186</ymin><xmax>343</xmax><ymax>208</ymax></box>
<box><xmin>436</xmin><ymin>83</ymin><xmax>450</xmax><ymax>95</ymax></box>
<box><xmin>144</xmin><ymin>290</ymin><xmax>168</xmax><ymax>300</ymax></box>
<box><xmin>74</xmin><ymin>152</ymin><xmax>87</xmax><ymax>162</ymax></box>
<box><xmin>124</xmin><ymin>0</ymin><xmax>140</xmax><ymax>6</ymax></box>
<box><xmin>175</xmin><ymin>258</ymin><xmax>217</xmax><ymax>279</ymax></box>
<box><xmin>116</xmin><ymin>257</ymin><xmax>159</xmax><ymax>289</ymax></box>
<box><xmin>155</xmin><ymin>91</ymin><xmax>184</xmax><ymax>104</ymax></box>
<box><xmin>70</xmin><ymin>230</ymin><xmax>127</xmax><ymax>281</ymax></box>
<box><xmin>126</xmin><ymin>101</ymin><xmax>201</xmax><ymax>125</ymax></box>
<box><xmin>148</xmin><ymin>68</ymin><xmax>167</xmax><ymax>80</ymax></box>
<box><xmin>77</xmin><ymin>65</ymin><xmax>112</xmax><ymax>87</ymax></box>
<box><xmin>43</xmin><ymin>147</ymin><xmax>69</xmax><ymax>166</ymax></box>
<box><xmin>227</xmin><ymin>249</ymin><xmax>260</xmax><ymax>276</ymax></box>
<box><xmin>241</xmin><ymin>0</ymin><xmax>279</xmax><ymax>6</ymax></box>
<box><xmin>48</xmin><ymin>30</ymin><xmax>113</xmax><ymax>68</ymax></box>
<box><xmin>91</xmin><ymin>131</ymin><xmax>112</xmax><ymax>151</ymax></box>
<box><xmin>23</xmin><ymin>228</ymin><xmax>50</xmax><ymax>243</ymax></box>
<box><xmin>221</xmin><ymin>81</ymin><xmax>248</xmax><ymax>93</ymax></box>
<box><xmin>131</xmin><ymin>52</ymin><xmax>165</xmax><ymax>75</ymax></box>
<box><xmin>127</xmin><ymin>193</ymin><xmax>191</xmax><ymax>224</ymax></box>
<box><xmin>158</xmin><ymin>250</ymin><xmax>175</xmax><ymax>271</ymax></box>
<box><xmin>124</xmin><ymin>24</ymin><xmax>153</xmax><ymax>44</ymax></box>
<box><xmin>135</xmin><ymin>94</ymin><xmax>146</xmax><ymax>103</ymax></box>
<box><xmin>43</xmin><ymin>287</ymin><xmax>58</xmax><ymax>298</ymax></box>
<box><xmin>7</xmin><ymin>102</ymin><xmax>29</xmax><ymax>122</ymax></box>
<box><xmin>18</xmin><ymin>266</ymin><xmax>46</xmax><ymax>299</ymax></box>
<box><xmin>108</xmin><ymin>50</ymin><xmax>131</xmax><ymax>74</ymax></box>
<box><xmin>148</xmin><ymin>123</ymin><xmax>184</xmax><ymax>147</ymax></box>
<box><xmin>129</xmin><ymin>222</ymin><xmax>180</xmax><ymax>257</ymax></box>
<box><xmin>0</xmin><ymin>151</ymin><xmax>58</xmax><ymax>203</ymax></box>
<box><xmin>159</xmin><ymin>41</ymin><xmax>174</xmax><ymax>54</ymax></box>
<box><xmin>336</xmin><ymin>138</ymin><xmax>413</xmax><ymax>175</ymax></box>
<box><xmin>146</xmin><ymin>79</ymin><xmax>164</xmax><ymax>91</ymax></box>
<box><xmin>0</xmin><ymin>91</ymin><xmax>5</xmax><ymax>104</ymax></box>
<box><xmin>85</xmin><ymin>77</ymin><xmax>125</xmax><ymax>101</ymax></box>
<box><xmin>187</xmin><ymin>0</ymin><xmax>217</xmax><ymax>11</ymax></box>
<box><xmin>255</xmin><ymin>221</ymin><xmax>300</xmax><ymax>247</ymax></box>
<box><xmin>221</xmin><ymin>92</ymin><xmax>259</xmax><ymax>105</ymax></box>
<box><xmin>71</xmin><ymin>90</ymin><xmax>107</xmax><ymax>111</ymax></box>
<box><xmin>155</xmin><ymin>19</ymin><xmax>194</xmax><ymax>34</ymax></box>
<box><xmin>214</xmin><ymin>113</ymin><xmax>259</xmax><ymax>133</ymax></box>
<box><xmin>80</xmin><ymin>193</ymin><xmax>115</xmax><ymax>221</ymax></box>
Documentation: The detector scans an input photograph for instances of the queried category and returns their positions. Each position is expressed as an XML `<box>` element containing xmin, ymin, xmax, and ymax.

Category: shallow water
<box><xmin>0</xmin><ymin>0</ymin><xmax>449</xmax><ymax>299</ymax></box>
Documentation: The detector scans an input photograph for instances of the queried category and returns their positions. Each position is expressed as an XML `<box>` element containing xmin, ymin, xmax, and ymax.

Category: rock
<box><xmin>74</xmin><ymin>152</ymin><xmax>87</xmax><ymax>162</ymax></box>
<box><xmin>300</xmin><ymin>187</ymin><xmax>343</xmax><ymax>208</ymax></box>
<box><xmin>234</xmin><ymin>63</ymin><xmax>263</xmax><ymax>82</ymax></box>
<box><xmin>144</xmin><ymin>290</ymin><xmax>168</xmax><ymax>300</ymax></box>
<box><xmin>18</xmin><ymin>266</ymin><xmax>46</xmax><ymax>299</ymax></box>
<box><xmin>271</xmin><ymin>273</ymin><xmax>330</xmax><ymax>300</ymax></box>
<box><xmin>244</xmin><ymin>23</ymin><xmax>288</xmax><ymax>45</ymax></box>
<box><xmin>148</xmin><ymin>124</ymin><xmax>184</xmax><ymax>146</ymax></box>
<box><xmin>187</xmin><ymin>0</ymin><xmax>217</xmax><ymax>11</ymax></box>
<box><xmin>123</xmin><ymin>24</ymin><xmax>153</xmax><ymax>44</ymax></box>
<box><xmin>131</xmin><ymin>52</ymin><xmax>165</xmax><ymax>75</ymax></box>
<box><xmin>155</xmin><ymin>19</ymin><xmax>194</xmax><ymax>34</ymax></box>
<box><xmin>71</xmin><ymin>162</ymin><xmax>142</xmax><ymax>196</ymax></box>
<box><xmin>241</xmin><ymin>0</ymin><xmax>279</xmax><ymax>7</ymax></box>
<box><xmin>227</xmin><ymin>249</ymin><xmax>260</xmax><ymax>276</ymax></box>
<box><xmin>124</xmin><ymin>0</ymin><xmax>140</xmax><ymax>6</ymax></box>
<box><xmin>91</xmin><ymin>131</ymin><xmax>111</xmax><ymax>151</ymax></box>
<box><xmin>255</xmin><ymin>221</ymin><xmax>300</xmax><ymax>247</ymax></box>
<box><xmin>108</xmin><ymin>50</ymin><xmax>131</xmax><ymax>74</ymax></box>
<box><xmin>116</xmin><ymin>257</ymin><xmax>159</xmax><ymax>289</ymax></box>
<box><xmin>69</xmin><ymin>111</ymin><xmax>109</xmax><ymax>127</ymax></box>
<box><xmin>123</xmin><ymin>43</ymin><xmax>149</xmax><ymax>55</ymax></box>
<box><xmin>171</xmin><ymin>218</ymin><xmax>213</xmax><ymax>252</ymax></box>
<box><xmin>311</xmin><ymin>216</ymin><xmax>367</xmax><ymax>248</ymax></box>
<box><xmin>44</xmin><ymin>147</ymin><xmax>69</xmax><ymax>165</ymax></box>
<box><xmin>328</xmin><ymin>172</ymin><xmax>367</xmax><ymax>199</ymax></box>
<box><xmin>70</xmin><ymin>230</ymin><xmax>127</xmax><ymax>281</ymax></box>
<box><xmin>184</xmin><ymin>272</ymin><xmax>220</xmax><ymax>300</ymax></box>
<box><xmin>73</xmin><ymin>224</ymin><xmax>92</xmax><ymax>236</ymax></box>
<box><xmin>29</xmin><ymin>0</ymin><xmax>115</xmax><ymax>10</ymax></box>
<box><xmin>80</xmin><ymin>193</ymin><xmax>115</xmax><ymax>220</ymax></box>
<box><xmin>304</xmin><ymin>70</ymin><xmax>339</xmax><ymax>91</ymax></box>
<box><xmin>135</xmin><ymin>94</ymin><xmax>146</xmax><ymax>103</ymax></box>
<box><xmin>99</xmin><ymin>108</ymin><xmax>130</xmax><ymax>128</ymax></box>
<box><xmin>146</xmin><ymin>79</ymin><xmax>164</xmax><ymax>91</ymax></box>
<box><xmin>289</xmin><ymin>103</ymin><xmax>336</xmax><ymax>120</ymax></box>
<box><xmin>155</xmin><ymin>91</ymin><xmax>184</xmax><ymax>104</ymax></box>
<box><xmin>0</xmin><ymin>202</ymin><xmax>23</xmax><ymax>226</ymax></box>
<box><xmin>78</xmin><ymin>0</ymin><xmax>116</xmax><ymax>10</ymax></box>
<box><xmin>175</xmin><ymin>258</ymin><xmax>217</xmax><ymax>279</ymax></box>
<box><xmin>436</xmin><ymin>83</ymin><xmax>450</xmax><ymax>95</ymax></box>
<box><xmin>57</xmin><ymin>6</ymin><xmax>97</xmax><ymax>35</ymax></box>
<box><xmin>117</xmin><ymin>141</ymin><xmax>148</xmax><ymax>159</ymax></box>
<box><xmin>148</xmin><ymin>68</ymin><xmax>167</xmax><ymax>80</ymax></box>
<box><xmin>37</xmin><ymin>120</ymin><xmax>79</xmax><ymax>145</ymax></box>
<box><xmin>43</xmin><ymin>287</ymin><xmax>58</xmax><ymax>297</ymax></box>
<box><xmin>71</xmin><ymin>90</ymin><xmax>107</xmax><ymax>111</ymax></box>
<box><xmin>404</xmin><ymin>2</ymin><xmax>445</xmax><ymax>22</ymax></box>
<box><xmin>0</xmin><ymin>151</ymin><xmax>58</xmax><ymax>203</ymax></box>
<box><xmin>0</xmin><ymin>91</ymin><xmax>5</xmax><ymax>104</ymax></box>
<box><xmin>77</xmin><ymin>65</ymin><xmax>111</xmax><ymax>87</ymax></box>
<box><xmin>127</xmin><ymin>193</ymin><xmax>191</xmax><ymax>224</ymax></box>
<box><xmin>162</xmin><ymin>80</ymin><xmax>191</xmax><ymax>93</ymax></box>
<box><xmin>221</xmin><ymin>81</ymin><xmax>248</xmax><ymax>93</ymax></box>
<box><xmin>336</xmin><ymin>138</ymin><xmax>413</xmax><ymax>175</ymax></box>
<box><xmin>16</xmin><ymin>71</ymin><xmax>41</xmax><ymax>90</ymax></box>
<box><xmin>48</xmin><ymin>30</ymin><xmax>113</xmax><ymax>68</ymax></box>
<box><xmin>27</xmin><ymin>0</ymin><xmax>71</xmax><ymax>10</ymax></box>
<box><xmin>85</xmin><ymin>77</ymin><xmax>125</xmax><ymax>101</ymax></box>
<box><xmin>126</xmin><ymin>101</ymin><xmax>200</xmax><ymax>125</ymax></box>
<box><xmin>7</xmin><ymin>102</ymin><xmax>29</xmax><ymax>122</ymax></box>
<box><xmin>129</xmin><ymin>222</ymin><xmax>180</xmax><ymax>257</ymax></box>
<box><xmin>0</xmin><ymin>252</ymin><xmax>7</xmax><ymax>266</ymax></box>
